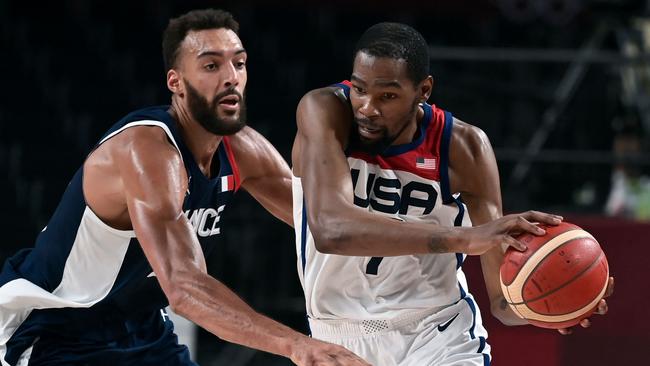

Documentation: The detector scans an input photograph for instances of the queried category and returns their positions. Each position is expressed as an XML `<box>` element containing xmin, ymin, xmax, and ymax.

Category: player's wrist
<box><xmin>427</xmin><ymin>227</ymin><xmax>465</xmax><ymax>254</ymax></box>
<box><xmin>285</xmin><ymin>333</ymin><xmax>312</xmax><ymax>360</ymax></box>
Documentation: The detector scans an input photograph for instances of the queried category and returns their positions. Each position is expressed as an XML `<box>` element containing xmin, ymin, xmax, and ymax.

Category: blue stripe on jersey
<box><xmin>483</xmin><ymin>353</ymin><xmax>491</xmax><ymax>365</ymax></box>
<box><xmin>333</xmin><ymin>82</ymin><xmax>351</xmax><ymax>101</ymax></box>
<box><xmin>455</xmin><ymin>253</ymin><xmax>464</xmax><ymax>270</ymax></box>
<box><xmin>442</xmin><ymin>111</ymin><xmax>468</xmax><ymax>297</ymax></box>
<box><xmin>463</xmin><ymin>296</ymin><xmax>491</xmax><ymax>363</ymax></box>
<box><xmin>381</xmin><ymin>103</ymin><xmax>432</xmax><ymax>157</ymax></box>
<box><xmin>301</xmin><ymin>198</ymin><xmax>308</xmax><ymax>274</ymax></box>
<box><xmin>439</xmin><ymin>111</ymin><xmax>454</xmax><ymax>204</ymax></box>
<box><xmin>464</xmin><ymin>295</ymin><xmax>477</xmax><ymax>338</ymax></box>
<box><xmin>458</xmin><ymin>281</ymin><xmax>467</xmax><ymax>299</ymax></box>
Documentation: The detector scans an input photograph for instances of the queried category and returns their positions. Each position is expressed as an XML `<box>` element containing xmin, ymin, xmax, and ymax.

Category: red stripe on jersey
<box><xmin>222</xmin><ymin>136</ymin><xmax>241</xmax><ymax>191</ymax></box>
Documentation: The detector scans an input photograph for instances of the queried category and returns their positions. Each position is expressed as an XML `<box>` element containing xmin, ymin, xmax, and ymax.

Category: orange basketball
<box><xmin>499</xmin><ymin>222</ymin><xmax>609</xmax><ymax>329</ymax></box>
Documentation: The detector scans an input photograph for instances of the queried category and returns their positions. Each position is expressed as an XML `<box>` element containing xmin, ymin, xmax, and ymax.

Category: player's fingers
<box><xmin>520</xmin><ymin>210</ymin><xmax>563</xmax><ymax>226</ymax></box>
<box><xmin>510</xmin><ymin>215</ymin><xmax>546</xmax><ymax>237</ymax></box>
<box><xmin>331</xmin><ymin>350</ymin><xmax>372</xmax><ymax>366</ymax></box>
<box><xmin>502</xmin><ymin>234</ymin><xmax>527</xmax><ymax>252</ymax></box>
<box><xmin>579</xmin><ymin>318</ymin><xmax>591</xmax><ymax>328</ymax></box>
<box><xmin>596</xmin><ymin>299</ymin><xmax>608</xmax><ymax>315</ymax></box>
<box><xmin>558</xmin><ymin>327</ymin><xmax>572</xmax><ymax>335</ymax></box>
<box><xmin>604</xmin><ymin>277</ymin><xmax>615</xmax><ymax>298</ymax></box>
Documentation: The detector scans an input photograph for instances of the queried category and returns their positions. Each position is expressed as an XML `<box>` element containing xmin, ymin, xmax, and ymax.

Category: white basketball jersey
<box><xmin>293</xmin><ymin>84</ymin><xmax>475</xmax><ymax>321</ymax></box>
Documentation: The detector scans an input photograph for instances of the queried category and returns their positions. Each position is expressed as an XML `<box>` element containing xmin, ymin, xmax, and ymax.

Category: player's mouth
<box><xmin>357</xmin><ymin>123</ymin><xmax>383</xmax><ymax>139</ymax></box>
<box><xmin>217</xmin><ymin>95</ymin><xmax>240</xmax><ymax>112</ymax></box>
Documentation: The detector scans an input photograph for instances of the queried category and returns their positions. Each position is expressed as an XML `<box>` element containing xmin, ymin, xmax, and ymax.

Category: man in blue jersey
<box><xmin>0</xmin><ymin>9</ymin><xmax>370</xmax><ymax>366</ymax></box>
<box><xmin>291</xmin><ymin>23</ymin><xmax>614</xmax><ymax>365</ymax></box>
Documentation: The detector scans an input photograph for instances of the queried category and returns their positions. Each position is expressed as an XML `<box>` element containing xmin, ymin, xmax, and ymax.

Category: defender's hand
<box><xmin>462</xmin><ymin>210</ymin><xmax>563</xmax><ymax>255</ymax></box>
<box><xmin>290</xmin><ymin>337</ymin><xmax>372</xmax><ymax>366</ymax></box>
<box><xmin>558</xmin><ymin>276</ymin><xmax>615</xmax><ymax>335</ymax></box>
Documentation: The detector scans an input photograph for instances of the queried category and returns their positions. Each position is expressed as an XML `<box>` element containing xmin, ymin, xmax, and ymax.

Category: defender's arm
<box><xmin>229</xmin><ymin>126</ymin><xmax>293</xmax><ymax>226</ymax></box>
<box><xmin>109</xmin><ymin>127</ymin><xmax>367</xmax><ymax>364</ymax></box>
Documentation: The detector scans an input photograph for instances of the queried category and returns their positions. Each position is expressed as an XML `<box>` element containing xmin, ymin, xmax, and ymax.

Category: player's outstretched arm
<box><xmin>293</xmin><ymin>88</ymin><xmax>559</xmax><ymax>257</ymax></box>
<box><xmin>114</xmin><ymin>127</ymin><xmax>369</xmax><ymax>366</ymax></box>
<box><xmin>229</xmin><ymin>126</ymin><xmax>294</xmax><ymax>226</ymax></box>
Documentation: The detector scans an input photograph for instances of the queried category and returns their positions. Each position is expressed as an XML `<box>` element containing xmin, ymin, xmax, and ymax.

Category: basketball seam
<box><xmin>505</xmin><ymin>229</ymin><xmax>594</xmax><ymax>304</ymax></box>
<box><xmin>509</xmin><ymin>265</ymin><xmax>609</xmax><ymax>323</ymax></box>
<box><xmin>508</xmin><ymin>246</ymin><xmax>604</xmax><ymax>307</ymax></box>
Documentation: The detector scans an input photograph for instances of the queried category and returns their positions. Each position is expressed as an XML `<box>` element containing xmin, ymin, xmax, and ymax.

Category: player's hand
<box><xmin>557</xmin><ymin>276</ymin><xmax>614</xmax><ymax>335</ymax></box>
<box><xmin>290</xmin><ymin>337</ymin><xmax>372</xmax><ymax>366</ymax></box>
<box><xmin>461</xmin><ymin>210</ymin><xmax>563</xmax><ymax>255</ymax></box>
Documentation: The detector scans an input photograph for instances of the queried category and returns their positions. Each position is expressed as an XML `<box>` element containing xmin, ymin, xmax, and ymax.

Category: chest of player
<box><xmin>182</xmin><ymin>172</ymin><xmax>236</xmax><ymax>246</ymax></box>
<box><xmin>348</xmin><ymin>156</ymin><xmax>443</xmax><ymax>219</ymax></box>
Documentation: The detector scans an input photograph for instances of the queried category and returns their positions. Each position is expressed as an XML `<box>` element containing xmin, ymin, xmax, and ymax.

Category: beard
<box><xmin>184</xmin><ymin>79</ymin><xmax>247</xmax><ymax>136</ymax></box>
<box><xmin>354</xmin><ymin>99</ymin><xmax>420</xmax><ymax>155</ymax></box>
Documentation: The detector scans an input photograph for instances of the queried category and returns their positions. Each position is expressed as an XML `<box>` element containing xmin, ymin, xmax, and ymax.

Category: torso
<box><xmin>292</xmin><ymin>82</ymin><xmax>474</xmax><ymax>320</ymax></box>
<box><xmin>0</xmin><ymin>106</ymin><xmax>240</xmax><ymax>363</ymax></box>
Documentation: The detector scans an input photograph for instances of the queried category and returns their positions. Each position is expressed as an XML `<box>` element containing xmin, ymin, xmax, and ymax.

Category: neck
<box><xmin>169</xmin><ymin>97</ymin><xmax>223</xmax><ymax>177</ymax></box>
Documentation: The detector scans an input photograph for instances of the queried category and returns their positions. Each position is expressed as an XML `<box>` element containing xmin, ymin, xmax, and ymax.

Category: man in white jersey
<box><xmin>291</xmin><ymin>23</ymin><xmax>614</xmax><ymax>365</ymax></box>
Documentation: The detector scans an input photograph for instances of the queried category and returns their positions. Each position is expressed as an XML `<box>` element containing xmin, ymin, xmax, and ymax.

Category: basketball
<box><xmin>499</xmin><ymin>222</ymin><xmax>609</xmax><ymax>329</ymax></box>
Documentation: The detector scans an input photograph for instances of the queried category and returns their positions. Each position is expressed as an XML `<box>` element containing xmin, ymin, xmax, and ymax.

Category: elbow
<box><xmin>163</xmin><ymin>269</ymin><xmax>205</xmax><ymax>317</ymax></box>
<box><xmin>490</xmin><ymin>297</ymin><xmax>525</xmax><ymax>326</ymax></box>
<box><xmin>167</xmin><ymin>285</ymin><xmax>192</xmax><ymax>317</ymax></box>
<box><xmin>308</xmin><ymin>213</ymin><xmax>347</xmax><ymax>254</ymax></box>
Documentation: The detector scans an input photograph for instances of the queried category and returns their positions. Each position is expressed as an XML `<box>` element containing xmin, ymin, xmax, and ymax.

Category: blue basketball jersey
<box><xmin>0</xmin><ymin>106</ymin><xmax>240</xmax><ymax>365</ymax></box>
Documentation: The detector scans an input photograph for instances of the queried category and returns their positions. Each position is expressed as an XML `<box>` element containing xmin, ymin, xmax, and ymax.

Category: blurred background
<box><xmin>1</xmin><ymin>0</ymin><xmax>649</xmax><ymax>365</ymax></box>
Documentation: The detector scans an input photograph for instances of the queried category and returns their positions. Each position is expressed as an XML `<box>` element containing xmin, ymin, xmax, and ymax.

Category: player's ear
<box><xmin>167</xmin><ymin>69</ymin><xmax>184</xmax><ymax>97</ymax></box>
<box><xmin>419</xmin><ymin>76</ymin><xmax>434</xmax><ymax>103</ymax></box>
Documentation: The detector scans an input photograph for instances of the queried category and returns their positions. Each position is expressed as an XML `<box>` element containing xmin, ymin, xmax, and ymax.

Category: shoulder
<box><xmin>227</xmin><ymin>126</ymin><xmax>272</xmax><ymax>156</ymax></box>
<box><xmin>107</xmin><ymin>124</ymin><xmax>182</xmax><ymax>166</ymax></box>
<box><xmin>227</xmin><ymin>126</ymin><xmax>289</xmax><ymax>181</ymax></box>
<box><xmin>449</xmin><ymin>117</ymin><xmax>493</xmax><ymax>164</ymax></box>
<box><xmin>296</xmin><ymin>86</ymin><xmax>353</xmax><ymax>145</ymax></box>
<box><xmin>298</xmin><ymin>87</ymin><xmax>351</xmax><ymax>123</ymax></box>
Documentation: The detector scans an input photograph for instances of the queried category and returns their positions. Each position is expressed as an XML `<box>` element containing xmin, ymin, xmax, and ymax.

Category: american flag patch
<box><xmin>416</xmin><ymin>157</ymin><xmax>436</xmax><ymax>170</ymax></box>
<box><xmin>220</xmin><ymin>175</ymin><xmax>235</xmax><ymax>192</ymax></box>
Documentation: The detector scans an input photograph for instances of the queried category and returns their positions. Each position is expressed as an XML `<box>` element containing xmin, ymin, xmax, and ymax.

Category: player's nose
<box><xmin>222</xmin><ymin>62</ymin><xmax>240</xmax><ymax>88</ymax></box>
<box><xmin>358</xmin><ymin>99</ymin><xmax>380</xmax><ymax>120</ymax></box>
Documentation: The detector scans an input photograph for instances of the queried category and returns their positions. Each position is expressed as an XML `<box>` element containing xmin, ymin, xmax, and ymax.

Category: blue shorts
<box><xmin>13</xmin><ymin>309</ymin><xmax>196</xmax><ymax>366</ymax></box>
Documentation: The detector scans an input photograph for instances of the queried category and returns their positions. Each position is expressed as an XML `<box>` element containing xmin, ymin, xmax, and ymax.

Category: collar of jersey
<box><xmin>379</xmin><ymin>102</ymin><xmax>432</xmax><ymax>157</ymax></box>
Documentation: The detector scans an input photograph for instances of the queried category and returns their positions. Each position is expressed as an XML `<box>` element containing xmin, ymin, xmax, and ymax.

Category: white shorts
<box><xmin>309</xmin><ymin>296</ymin><xmax>491</xmax><ymax>366</ymax></box>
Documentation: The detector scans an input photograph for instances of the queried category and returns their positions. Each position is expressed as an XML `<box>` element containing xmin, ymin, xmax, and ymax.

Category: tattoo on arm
<box><xmin>500</xmin><ymin>298</ymin><xmax>508</xmax><ymax>311</ymax></box>
<box><xmin>427</xmin><ymin>230</ymin><xmax>453</xmax><ymax>253</ymax></box>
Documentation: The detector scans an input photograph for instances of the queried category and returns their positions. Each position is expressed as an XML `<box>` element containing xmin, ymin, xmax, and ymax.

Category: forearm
<box><xmin>171</xmin><ymin>272</ymin><xmax>305</xmax><ymax>358</ymax></box>
<box><xmin>312</xmin><ymin>209</ymin><xmax>465</xmax><ymax>256</ymax></box>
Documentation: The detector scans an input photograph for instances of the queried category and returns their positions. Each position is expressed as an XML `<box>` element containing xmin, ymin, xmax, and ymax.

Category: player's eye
<box><xmin>382</xmin><ymin>93</ymin><xmax>397</xmax><ymax>100</ymax></box>
<box><xmin>353</xmin><ymin>86</ymin><xmax>366</xmax><ymax>94</ymax></box>
<box><xmin>235</xmin><ymin>61</ymin><xmax>246</xmax><ymax>69</ymax></box>
<box><xmin>204</xmin><ymin>63</ymin><xmax>217</xmax><ymax>71</ymax></box>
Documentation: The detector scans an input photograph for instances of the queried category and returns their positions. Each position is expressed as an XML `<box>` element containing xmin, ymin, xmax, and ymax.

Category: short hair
<box><xmin>353</xmin><ymin>22</ymin><xmax>430</xmax><ymax>84</ymax></box>
<box><xmin>162</xmin><ymin>9</ymin><xmax>239</xmax><ymax>71</ymax></box>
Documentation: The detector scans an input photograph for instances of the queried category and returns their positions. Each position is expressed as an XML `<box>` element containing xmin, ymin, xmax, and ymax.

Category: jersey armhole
<box><xmin>93</xmin><ymin>120</ymin><xmax>184</xmax><ymax>161</ymax></box>
<box><xmin>439</xmin><ymin>111</ymin><xmax>455</xmax><ymax>204</ymax></box>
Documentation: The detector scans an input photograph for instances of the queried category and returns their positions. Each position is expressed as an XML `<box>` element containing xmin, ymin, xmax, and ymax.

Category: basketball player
<box><xmin>291</xmin><ymin>23</ymin><xmax>614</xmax><ymax>365</ymax></box>
<box><xmin>0</xmin><ymin>9</ymin><xmax>370</xmax><ymax>366</ymax></box>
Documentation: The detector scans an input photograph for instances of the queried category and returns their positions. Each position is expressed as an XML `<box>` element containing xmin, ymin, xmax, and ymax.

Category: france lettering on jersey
<box><xmin>292</xmin><ymin>81</ymin><xmax>474</xmax><ymax>321</ymax></box>
<box><xmin>0</xmin><ymin>106</ymin><xmax>240</xmax><ymax>366</ymax></box>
